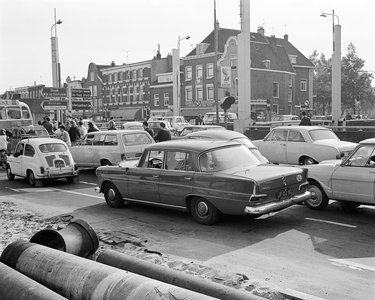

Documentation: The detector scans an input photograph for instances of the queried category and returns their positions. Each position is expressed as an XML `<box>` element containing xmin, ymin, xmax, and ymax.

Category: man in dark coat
<box><xmin>299</xmin><ymin>112</ymin><xmax>311</xmax><ymax>126</ymax></box>
<box><xmin>153</xmin><ymin>122</ymin><xmax>171</xmax><ymax>142</ymax></box>
<box><xmin>143</xmin><ymin>121</ymin><xmax>154</xmax><ymax>137</ymax></box>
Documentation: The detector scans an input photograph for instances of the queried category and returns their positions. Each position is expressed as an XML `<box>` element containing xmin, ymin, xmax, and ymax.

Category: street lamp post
<box><xmin>320</xmin><ymin>10</ymin><xmax>341</xmax><ymax>126</ymax></box>
<box><xmin>51</xmin><ymin>8</ymin><xmax>62</xmax><ymax>122</ymax></box>
<box><xmin>173</xmin><ymin>35</ymin><xmax>190</xmax><ymax>117</ymax></box>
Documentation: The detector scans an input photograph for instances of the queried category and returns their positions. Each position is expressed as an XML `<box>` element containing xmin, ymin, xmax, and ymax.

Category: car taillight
<box><xmin>40</xmin><ymin>166</ymin><xmax>45</xmax><ymax>174</ymax></box>
<box><xmin>249</xmin><ymin>194</ymin><xmax>268</xmax><ymax>202</ymax></box>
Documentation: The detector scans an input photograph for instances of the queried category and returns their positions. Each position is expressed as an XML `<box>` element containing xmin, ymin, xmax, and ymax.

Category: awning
<box><xmin>110</xmin><ymin>108</ymin><xmax>141</xmax><ymax>121</ymax></box>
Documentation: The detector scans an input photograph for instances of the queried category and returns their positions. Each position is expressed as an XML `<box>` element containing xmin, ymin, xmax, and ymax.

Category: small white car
<box><xmin>6</xmin><ymin>138</ymin><xmax>79</xmax><ymax>187</ymax></box>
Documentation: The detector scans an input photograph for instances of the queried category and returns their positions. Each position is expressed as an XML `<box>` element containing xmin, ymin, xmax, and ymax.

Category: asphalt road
<box><xmin>0</xmin><ymin>168</ymin><xmax>374</xmax><ymax>300</ymax></box>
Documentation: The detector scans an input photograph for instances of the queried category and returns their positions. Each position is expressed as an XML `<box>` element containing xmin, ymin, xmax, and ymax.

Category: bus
<box><xmin>0</xmin><ymin>99</ymin><xmax>33</xmax><ymax>132</ymax></box>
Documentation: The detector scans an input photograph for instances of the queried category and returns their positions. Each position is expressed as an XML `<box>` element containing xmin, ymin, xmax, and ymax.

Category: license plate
<box><xmin>277</xmin><ymin>188</ymin><xmax>292</xmax><ymax>198</ymax></box>
<box><xmin>55</xmin><ymin>160</ymin><xmax>65</xmax><ymax>168</ymax></box>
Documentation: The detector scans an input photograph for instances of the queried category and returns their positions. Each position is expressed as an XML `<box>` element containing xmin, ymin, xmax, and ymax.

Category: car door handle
<box><xmin>153</xmin><ymin>175</ymin><xmax>159</xmax><ymax>178</ymax></box>
<box><xmin>184</xmin><ymin>176</ymin><xmax>192</xmax><ymax>181</ymax></box>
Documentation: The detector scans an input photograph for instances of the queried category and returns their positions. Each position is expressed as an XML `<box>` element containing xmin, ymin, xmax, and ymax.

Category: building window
<box><xmin>288</xmin><ymin>105</ymin><xmax>292</xmax><ymax>114</ymax></box>
<box><xmin>273</xmin><ymin>82</ymin><xmax>279</xmax><ymax>98</ymax></box>
<box><xmin>288</xmin><ymin>89</ymin><xmax>292</xmax><ymax>102</ymax></box>
<box><xmin>196</xmin><ymin>86</ymin><xmax>203</xmax><ymax>101</ymax></box>
<box><xmin>206</xmin><ymin>84</ymin><xmax>214</xmax><ymax>100</ymax></box>
<box><xmin>133</xmin><ymin>69</ymin><xmax>137</xmax><ymax>79</ymax></box>
<box><xmin>300</xmin><ymin>79</ymin><xmax>307</xmax><ymax>91</ymax></box>
<box><xmin>164</xmin><ymin>93</ymin><xmax>169</xmax><ymax>106</ymax></box>
<box><xmin>114</xmin><ymin>73</ymin><xmax>118</xmax><ymax>82</ymax></box>
<box><xmin>206</xmin><ymin>63</ymin><xmax>214</xmax><ymax>78</ymax></box>
<box><xmin>230</xmin><ymin>55</ymin><xmax>237</xmax><ymax>69</ymax></box>
<box><xmin>288</xmin><ymin>74</ymin><xmax>292</xmax><ymax>87</ymax></box>
<box><xmin>108</xmin><ymin>74</ymin><xmax>112</xmax><ymax>82</ymax></box>
<box><xmin>185</xmin><ymin>86</ymin><xmax>192</xmax><ymax>102</ymax></box>
<box><xmin>93</xmin><ymin>85</ymin><xmax>97</xmax><ymax>97</ymax></box>
<box><xmin>139</xmin><ymin>85</ymin><xmax>143</xmax><ymax>101</ymax></box>
<box><xmin>289</xmin><ymin>55</ymin><xmax>297</xmax><ymax>64</ymax></box>
<box><xmin>196</xmin><ymin>65</ymin><xmax>203</xmax><ymax>79</ymax></box>
<box><xmin>272</xmin><ymin>104</ymin><xmax>279</xmax><ymax>114</ymax></box>
<box><xmin>154</xmin><ymin>94</ymin><xmax>159</xmax><ymax>106</ymax></box>
<box><xmin>139</xmin><ymin>69</ymin><xmax>143</xmax><ymax>78</ymax></box>
<box><xmin>185</xmin><ymin>66</ymin><xmax>192</xmax><ymax>81</ymax></box>
<box><xmin>263</xmin><ymin>60</ymin><xmax>270</xmax><ymax>69</ymax></box>
<box><xmin>90</xmin><ymin>72</ymin><xmax>94</xmax><ymax>81</ymax></box>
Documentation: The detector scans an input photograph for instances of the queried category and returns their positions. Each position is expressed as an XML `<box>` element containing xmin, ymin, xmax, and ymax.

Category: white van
<box><xmin>69</xmin><ymin>129</ymin><xmax>154</xmax><ymax>168</ymax></box>
<box><xmin>203</xmin><ymin>112</ymin><xmax>238</xmax><ymax>124</ymax></box>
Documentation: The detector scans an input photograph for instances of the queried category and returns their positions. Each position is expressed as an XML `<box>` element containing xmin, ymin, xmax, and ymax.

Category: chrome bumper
<box><xmin>244</xmin><ymin>190</ymin><xmax>311</xmax><ymax>215</ymax></box>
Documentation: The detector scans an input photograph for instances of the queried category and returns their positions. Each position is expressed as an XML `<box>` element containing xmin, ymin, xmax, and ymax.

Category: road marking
<box><xmin>305</xmin><ymin>217</ymin><xmax>357</xmax><ymax>228</ymax></box>
<box><xmin>329</xmin><ymin>257</ymin><xmax>375</xmax><ymax>272</ymax></box>
<box><xmin>80</xmin><ymin>181</ymin><xmax>98</xmax><ymax>186</ymax></box>
<box><xmin>51</xmin><ymin>188</ymin><xmax>103</xmax><ymax>199</ymax></box>
<box><xmin>5</xmin><ymin>187</ymin><xmax>55</xmax><ymax>193</ymax></box>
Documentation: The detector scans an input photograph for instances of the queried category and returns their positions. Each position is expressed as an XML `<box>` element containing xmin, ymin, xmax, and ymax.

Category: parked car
<box><xmin>177</xmin><ymin>125</ymin><xmax>225</xmax><ymax>138</ymax></box>
<box><xmin>254</xmin><ymin>115</ymin><xmax>300</xmax><ymax>126</ymax></box>
<box><xmin>161</xmin><ymin>116</ymin><xmax>189</xmax><ymax>133</ymax></box>
<box><xmin>120</xmin><ymin>121</ymin><xmax>144</xmax><ymax>130</ymax></box>
<box><xmin>184</xmin><ymin>129</ymin><xmax>268</xmax><ymax>163</ymax></box>
<box><xmin>202</xmin><ymin>112</ymin><xmax>238</xmax><ymax>124</ymax></box>
<box><xmin>303</xmin><ymin>138</ymin><xmax>375</xmax><ymax>210</ymax></box>
<box><xmin>310</xmin><ymin>115</ymin><xmax>332</xmax><ymax>126</ymax></box>
<box><xmin>69</xmin><ymin>130</ymin><xmax>154</xmax><ymax>168</ymax></box>
<box><xmin>148</xmin><ymin>120</ymin><xmax>175</xmax><ymax>136</ymax></box>
<box><xmin>6</xmin><ymin>137</ymin><xmax>79</xmax><ymax>187</ymax></box>
<box><xmin>95</xmin><ymin>140</ymin><xmax>311</xmax><ymax>225</ymax></box>
<box><xmin>251</xmin><ymin>126</ymin><xmax>357</xmax><ymax>165</ymax></box>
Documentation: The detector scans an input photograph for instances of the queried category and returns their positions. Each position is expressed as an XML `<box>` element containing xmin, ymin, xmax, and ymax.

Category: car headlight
<box><xmin>296</xmin><ymin>174</ymin><xmax>303</xmax><ymax>182</ymax></box>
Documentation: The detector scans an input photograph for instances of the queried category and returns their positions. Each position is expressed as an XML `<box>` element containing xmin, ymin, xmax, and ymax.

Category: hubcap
<box><xmin>108</xmin><ymin>189</ymin><xmax>116</xmax><ymax>201</ymax></box>
<box><xmin>197</xmin><ymin>201</ymin><xmax>209</xmax><ymax>217</ymax></box>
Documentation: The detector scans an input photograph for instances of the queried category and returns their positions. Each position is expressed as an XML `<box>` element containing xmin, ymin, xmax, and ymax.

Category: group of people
<box><xmin>142</xmin><ymin>121</ymin><xmax>171</xmax><ymax>142</ymax></box>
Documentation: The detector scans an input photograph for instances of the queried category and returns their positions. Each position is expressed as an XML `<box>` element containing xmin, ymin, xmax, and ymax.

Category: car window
<box><xmin>93</xmin><ymin>134</ymin><xmax>105</xmax><ymax>145</ymax></box>
<box><xmin>15</xmin><ymin>143</ymin><xmax>24</xmax><ymax>156</ymax></box>
<box><xmin>139</xmin><ymin>150</ymin><xmax>164</xmax><ymax>168</ymax></box>
<box><xmin>24</xmin><ymin>144</ymin><xmax>35</xmax><ymax>157</ymax></box>
<box><xmin>265</xmin><ymin>129</ymin><xmax>287</xmax><ymax>141</ymax></box>
<box><xmin>122</xmin><ymin>133</ymin><xmax>153</xmax><ymax>145</ymax></box>
<box><xmin>288</xmin><ymin>130</ymin><xmax>305</xmax><ymax>142</ymax></box>
<box><xmin>345</xmin><ymin>145</ymin><xmax>375</xmax><ymax>167</ymax></box>
<box><xmin>104</xmin><ymin>134</ymin><xmax>118</xmax><ymax>146</ymax></box>
<box><xmin>309</xmin><ymin>129</ymin><xmax>339</xmax><ymax>141</ymax></box>
<box><xmin>165</xmin><ymin>151</ymin><xmax>195</xmax><ymax>171</ymax></box>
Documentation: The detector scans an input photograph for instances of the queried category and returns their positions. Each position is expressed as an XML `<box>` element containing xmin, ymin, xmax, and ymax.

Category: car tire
<box><xmin>306</xmin><ymin>181</ymin><xmax>329</xmax><ymax>210</ymax></box>
<box><xmin>339</xmin><ymin>201</ymin><xmax>360</xmax><ymax>211</ymax></box>
<box><xmin>301</xmin><ymin>157</ymin><xmax>316</xmax><ymax>165</ymax></box>
<box><xmin>66</xmin><ymin>176</ymin><xmax>77</xmax><ymax>183</ymax></box>
<box><xmin>191</xmin><ymin>197</ymin><xmax>221</xmax><ymax>225</ymax></box>
<box><xmin>104</xmin><ymin>182</ymin><xmax>124</xmax><ymax>208</ymax></box>
<box><xmin>6</xmin><ymin>164</ymin><xmax>15</xmax><ymax>181</ymax></box>
<box><xmin>101</xmin><ymin>159</ymin><xmax>112</xmax><ymax>166</ymax></box>
<box><xmin>27</xmin><ymin>170</ymin><xmax>36</xmax><ymax>187</ymax></box>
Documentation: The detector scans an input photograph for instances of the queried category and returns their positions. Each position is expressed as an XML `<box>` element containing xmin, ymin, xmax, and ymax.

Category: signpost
<box><xmin>41</xmin><ymin>87</ymin><xmax>67</xmax><ymax>98</ymax></box>
<box><xmin>41</xmin><ymin>100</ymin><xmax>68</xmax><ymax>110</ymax></box>
<box><xmin>72</xmin><ymin>101</ymin><xmax>92</xmax><ymax>110</ymax></box>
<box><xmin>71</xmin><ymin>88</ymin><xmax>91</xmax><ymax>99</ymax></box>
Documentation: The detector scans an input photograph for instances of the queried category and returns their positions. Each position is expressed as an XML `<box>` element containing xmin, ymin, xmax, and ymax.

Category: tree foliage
<box><xmin>310</xmin><ymin>43</ymin><xmax>374</xmax><ymax>116</ymax></box>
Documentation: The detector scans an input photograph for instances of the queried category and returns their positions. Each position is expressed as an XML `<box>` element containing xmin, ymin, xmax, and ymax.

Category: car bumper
<box><xmin>38</xmin><ymin>170</ymin><xmax>79</xmax><ymax>179</ymax></box>
<box><xmin>244</xmin><ymin>190</ymin><xmax>311</xmax><ymax>215</ymax></box>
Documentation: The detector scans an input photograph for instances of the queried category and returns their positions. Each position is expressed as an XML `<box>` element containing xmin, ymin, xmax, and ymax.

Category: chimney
<box><xmin>269</xmin><ymin>35</ymin><xmax>277</xmax><ymax>51</ymax></box>
<box><xmin>156</xmin><ymin>44</ymin><xmax>161</xmax><ymax>59</ymax></box>
<box><xmin>284</xmin><ymin>34</ymin><xmax>288</xmax><ymax>41</ymax></box>
<box><xmin>111</xmin><ymin>61</ymin><xmax>115</xmax><ymax>67</ymax></box>
<box><xmin>257</xmin><ymin>26</ymin><xmax>265</xmax><ymax>36</ymax></box>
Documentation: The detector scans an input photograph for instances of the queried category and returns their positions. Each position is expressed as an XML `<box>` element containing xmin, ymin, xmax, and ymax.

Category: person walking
<box><xmin>68</xmin><ymin>120</ymin><xmax>81</xmax><ymax>145</ymax></box>
<box><xmin>78</xmin><ymin>121</ymin><xmax>87</xmax><ymax>141</ymax></box>
<box><xmin>299</xmin><ymin>111</ymin><xmax>311</xmax><ymax>126</ymax></box>
<box><xmin>87</xmin><ymin>122</ymin><xmax>99</xmax><ymax>133</ymax></box>
<box><xmin>195</xmin><ymin>115</ymin><xmax>204</xmax><ymax>125</ymax></box>
<box><xmin>153</xmin><ymin>122</ymin><xmax>171</xmax><ymax>142</ymax></box>
<box><xmin>58</xmin><ymin>125</ymin><xmax>71</xmax><ymax>147</ymax></box>
<box><xmin>43</xmin><ymin>116</ymin><xmax>53</xmax><ymax>134</ymax></box>
<box><xmin>142</xmin><ymin>121</ymin><xmax>154</xmax><ymax>137</ymax></box>
<box><xmin>107</xmin><ymin>120</ymin><xmax>117</xmax><ymax>130</ymax></box>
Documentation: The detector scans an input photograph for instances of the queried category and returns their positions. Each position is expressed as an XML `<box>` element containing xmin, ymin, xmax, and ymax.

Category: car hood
<box><xmin>313</xmin><ymin>140</ymin><xmax>357</xmax><ymax>150</ymax></box>
<box><xmin>221</xmin><ymin>164</ymin><xmax>303</xmax><ymax>182</ymax></box>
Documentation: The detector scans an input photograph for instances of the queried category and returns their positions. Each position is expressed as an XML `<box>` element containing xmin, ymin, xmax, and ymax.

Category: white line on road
<box><xmin>305</xmin><ymin>217</ymin><xmax>357</xmax><ymax>228</ymax></box>
<box><xmin>329</xmin><ymin>257</ymin><xmax>375</xmax><ymax>272</ymax></box>
<box><xmin>80</xmin><ymin>181</ymin><xmax>98</xmax><ymax>186</ymax></box>
<box><xmin>50</xmin><ymin>188</ymin><xmax>104</xmax><ymax>199</ymax></box>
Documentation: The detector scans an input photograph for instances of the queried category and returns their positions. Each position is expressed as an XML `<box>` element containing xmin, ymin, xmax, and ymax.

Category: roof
<box><xmin>21</xmin><ymin>138</ymin><xmax>64</xmax><ymax>145</ymax></box>
<box><xmin>86</xmin><ymin>129</ymin><xmax>147</xmax><ymax>135</ymax></box>
<box><xmin>146</xmin><ymin>139</ymin><xmax>241</xmax><ymax>152</ymax></box>
<box><xmin>359</xmin><ymin>138</ymin><xmax>375</xmax><ymax>145</ymax></box>
<box><xmin>273</xmin><ymin>126</ymin><xmax>331</xmax><ymax>131</ymax></box>
<box><xmin>187</xmin><ymin>130</ymin><xmax>247</xmax><ymax>140</ymax></box>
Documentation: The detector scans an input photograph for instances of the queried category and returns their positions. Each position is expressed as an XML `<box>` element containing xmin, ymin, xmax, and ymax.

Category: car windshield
<box><xmin>39</xmin><ymin>143</ymin><xmax>67</xmax><ymax>153</ymax></box>
<box><xmin>309</xmin><ymin>129</ymin><xmax>339</xmax><ymax>141</ymax></box>
<box><xmin>199</xmin><ymin>145</ymin><xmax>261</xmax><ymax>172</ymax></box>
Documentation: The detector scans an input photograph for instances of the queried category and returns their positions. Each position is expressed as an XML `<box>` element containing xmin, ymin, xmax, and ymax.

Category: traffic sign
<box><xmin>40</xmin><ymin>100</ymin><xmax>68</xmax><ymax>110</ymax></box>
<box><xmin>71</xmin><ymin>88</ymin><xmax>91</xmax><ymax>99</ymax></box>
<box><xmin>72</xmin><ymin>101</ymin><xmax>92</xmax><ymax>110</ymax></box>
<box><xmin>41</xmin><ymin>87</ymin><xmax>67</xmax><ymax>98</ymax></box>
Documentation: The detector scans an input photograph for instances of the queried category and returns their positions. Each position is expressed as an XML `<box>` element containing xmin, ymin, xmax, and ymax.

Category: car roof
<box><xmin>86</xmin><ymin>129</ymin><xmax>147</xmax><ymax>134</ymax></box>
<box><xmin>146</xmin><ymin>139</ymin><xmax>241</xmax><ymax>152</ymax></box>
<box><xmin>184</xmin><ymin>125</ymin><xmax>224</xmax><ymax>129</ymax></box>
<box><xmin>359</xmin><ymin>138</ymin><xmax>375</xmax><ymax>145</ymax></box>
<box><xmin>271</xmin><ymin>126</ymin><xmax>330</xmax><ymax>131</ymax></box>
<box><xmin>186</xmin><ymin>130</ymin><xmax>247</xmax><ymax>139</ymax></box>
<box><xmin>20</xmin><ymin>137</ymin><xmax>64</xmax><ymax>145</ymax></box>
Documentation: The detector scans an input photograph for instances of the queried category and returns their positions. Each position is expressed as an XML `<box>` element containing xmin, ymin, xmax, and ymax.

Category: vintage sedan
<box><xmin>184</xmin><ymin>130</ymin><xmax>268</xmax><ymax>163</ymax></box>
<box><xmin>6</xmin><ymin>138</ymin><xmax>79</xmax><ymax>187</ymax></box>
<box><xmin>95</xmin><ymin>140</ymin><xmax>311</xmax><ymax>225</ymax></box>
<box><xmin>252</xmin><ymin>126</ymin><xmax>357</xmax><ymax>165</ymax></box>
<box><xmin>304</xmin><ymin>138</ymin><xmax>375</xmax><ymax>210</ymax></box>
<box><xmin>176</xmin><ymin>125</ymin><xmax>225</xmax><ymax>138</ymax></box>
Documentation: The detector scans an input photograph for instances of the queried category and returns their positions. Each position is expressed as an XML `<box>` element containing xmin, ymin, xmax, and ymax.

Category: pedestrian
<box><xmin>153</xmin><ymin>122</ymin><xmax>171</xmax><ymax>142</ymax></box>
<box><xmin>78</xmin><ymin>121</ymin><xmax>87</xmax><ymax>140</ymax></box>
<box><xmin>142</xmin><ymin>121</ymin><xmax>154</xmax><ymax>137</ymax></box>
<box><xmin>299</xmin><ymin>111</ymin><xmax>311</xmax><ymax>126</ymax></box>
<box><xmin>52</xmin><ymin>119</ymin><xmax>58</xmax><ymax>131</ymax></box>
<box><xmin>87</xmin><ymin>122</ymin><xmax>99</xmax><ymax>133</ymax></box>
<box><xmin>107</xmin><ymin>120</ymin><xmax>117</xmax><ymax>130</ymax></box>
<box><xmin>27</xmin><ymin>125</ymin><xmax>36</xmax><ymax>134</ymax></box>
<box><xmin>58</xmin><ymin>125</ymin><xmax>71</xmax><ymax>147</ymax></box>
<box><xmin>346</xmin><ymin>112</ymin><xmax>353</xmax><ymax>120</ymax></box>
<box><xmin>195</xmin><ymin>115</ymin><xmax>204</xmax><ymax>125</ymax></box>
<box><xmin>0</xmin><ymin>129</ymin><xmax>7</xmax><ymax>152</ymax></box>
<box><xmin>68</xmin><ymin>120</ymin><xmax>81</xmax><ymax>145</ymax></box>
<box><xmin>43</xmin><ymin>116</ymin><xmax>53</xmax><ymax>134</ymax></box>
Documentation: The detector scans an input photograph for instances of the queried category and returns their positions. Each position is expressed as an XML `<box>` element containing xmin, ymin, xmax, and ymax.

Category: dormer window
<box><xmin>263</xmin><ymin>60</ymin><xmax>270</xmax><ymax>69</ymax></box>
<box><xmin>196</xmin><ymin>43</ymin><xmax>209</xmax><ymax>55</ymax></box>
<box><xmin>289</xmin><ymin>55</ymin><xmax>297</xmax><ymax>64</ymax></box>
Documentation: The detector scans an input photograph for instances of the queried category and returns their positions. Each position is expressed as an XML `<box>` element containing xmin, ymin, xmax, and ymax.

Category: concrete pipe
<box><xmin>0</xmin><ymin>240</ymin><xmax>217</xmax><ymax>300</ymax></box>
<box><xmin>97</xmin><ymin>249</ymin><xmax>263</xmax><ymax>300</ymax></box>
<box><xmin>0</xmin><ymin>262</ymin><xmax>67</xmax><ymax>300</ymax></box>
<box><xmin>29</xmin><ymin>219</ymin><xmax>99</xmax><ymax>258</ymax></box>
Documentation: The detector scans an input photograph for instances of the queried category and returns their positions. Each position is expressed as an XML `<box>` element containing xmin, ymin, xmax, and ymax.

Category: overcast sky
<box><xmin>1</xmin><ymin>0</ymin><xmax>374</xmax><ymax>94</ymax></box>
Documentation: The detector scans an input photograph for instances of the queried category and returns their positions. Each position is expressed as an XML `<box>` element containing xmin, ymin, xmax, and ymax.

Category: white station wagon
<box><xmin>6</xmin><ymin>138</ymin><xmax>79</xmax><ymax>187</ymax></box>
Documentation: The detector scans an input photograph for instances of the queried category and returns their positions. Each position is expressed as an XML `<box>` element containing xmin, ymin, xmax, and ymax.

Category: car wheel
<box><xmin>27</xmin><ymin>170</ymin><xmax>36</xmax><ymax>187</ymax></box>
<box><xmin>6</xmin><ymin>164</ymin><xmax>15</xmax><ymax>181</ymax></box>
<box><xmin>301</xmin><ymin>157</ymin><xmax>316</xmax><ymax>165</ymax></box>
<box><xmin>66</xmin><ymin>176</ymin><xmax>75</xmax><ymax>183</ymax></box>
<box><xmin>104</xmin><ymin>182</ymin><xmax>124</xmax><ymax>208</ymax></box>
<box><xmin>306</xmin><ymin>181</ymin><xmax>329</xmax><ymax>210</ymax></box>
<box><xmin>340</xmin><ymin>201</ymin><xmax>360</xmax><ymax>211</ymax></box>
<box><xmin>101</xmin><ymin>160</ymin><xmax>112</xmax><ymax>166</ymax></box>
<box><xmin>191</xmin><ymin>197</ymin><xmax>221</xmax><ymax>225</ymax></box>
